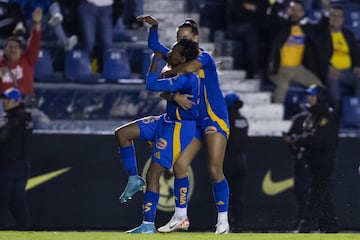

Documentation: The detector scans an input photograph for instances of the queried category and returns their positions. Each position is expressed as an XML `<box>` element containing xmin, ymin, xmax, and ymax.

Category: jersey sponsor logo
<box><xmin>262</xmin><ymin>170</ymin><xmax>294</xmax><ymax>196</ymax></box>
<box><xmin>179</xmin><ymin>187</ymin><xmax>188</xmax><ymax>205</ymax></box>
<box><xmin>26</xmin><ymin>167</ymin><xmax>71</xmax><ymax>191</ymax></box>
<box><xmin>156</xmin><ymin>138</ymin><xmax>167</xmax><ymax>150</ymax></box>
<box><xmin>205</xmin><ymin>126</ymin><xmax>217</xmax><ymax>135</ymax></box>
<box><xmin>142</xmin><ymin>158</ymin><xmax>195</xmax><ymax>212</ymax></box>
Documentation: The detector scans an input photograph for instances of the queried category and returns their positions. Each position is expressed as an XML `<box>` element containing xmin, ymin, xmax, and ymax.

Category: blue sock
<box><xmin>174</xmin><ymin>176</ymin><xmax>189</xmax><ymax>208</ymax></box>
<box><xmin>143</xmin><ymin>191</ymin><xmax>159</xmax><ymax>223</ymax></box>
<box><xmin>213</xmin><ymin>178</ymin><xmax>229</xmax><ymax>213</ymax></box>
<box><xmin>118</xmin><ymin>146</ymin><xmax>138</xmax><ymax>176</ymax></box>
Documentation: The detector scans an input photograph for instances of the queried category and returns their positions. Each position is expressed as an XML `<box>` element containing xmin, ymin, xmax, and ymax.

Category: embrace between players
<box><xmin>114</xmin><ymin>15</ymin><xmax>231</xmax><ymax>234</ymax></box>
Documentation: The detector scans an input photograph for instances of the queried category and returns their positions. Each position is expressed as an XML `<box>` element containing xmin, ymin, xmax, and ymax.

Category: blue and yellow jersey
<box><xmin>147</xmin><ymin>28</ymin><xmax>229</xmax><ymax>136</ymax></box>
<box><xmin>146</xmin><ymin>72</ymin><xmax>200</xmax><ymax>121</ymax></box>
<box><xmin>148</xmin><ymin>27</ymin><xmax>170</xmax><ymax>56</ymax></box>
<box><xmin>196</xmin><ymin>50</ymin><xmax>229</xmax><ymax>136</ymax></box>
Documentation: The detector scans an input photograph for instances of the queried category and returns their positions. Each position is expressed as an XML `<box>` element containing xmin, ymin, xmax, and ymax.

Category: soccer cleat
<box><xmin>215</xmin><ymin>220</ymin><xmax>230</xmax><ymax>234</ymax></box>
<box><xmin>125</xmin><ymin>223</ymin><xmax>156</xmax><ymax>234</ymax></box>
<box><xmin>119</xmin><ymin>175</ymin><xmax>145</xmax><ymax>203</ymax></box>
<box><xmin>157</xmin><ymin>215</ymin><xmax>190</xmax><ymax>233</ymax></box>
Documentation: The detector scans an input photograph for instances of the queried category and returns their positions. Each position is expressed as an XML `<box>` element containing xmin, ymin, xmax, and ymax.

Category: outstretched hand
<box><xmin>32</xmin><ymin>7</ymin><xmax>43</xmax><ymax>23</ymax></box>
<box><xmin>136</xmin><ymin>15</ymin><xmax>158</xmax><ymax>26</ymax></box>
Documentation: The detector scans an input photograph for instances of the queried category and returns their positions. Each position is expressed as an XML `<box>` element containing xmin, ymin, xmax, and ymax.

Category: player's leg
<box><xmin>126</xmin><ymin>162</ymin><xmax>164</xmax><ymax>234</ymax></box>
<box><xmin>158</xmin><ymin>137</ymin><xmax>201</xmax><ymax>233</ymax></box>
<box><xmin>205</xmin><ymin>132</ymin><xmax>230</xmax><ymax>234</ymax></box>
<box><xmin>115</xmin><ymin>116</ymin><xmax>158</xmax><ymax>203</ymax></box>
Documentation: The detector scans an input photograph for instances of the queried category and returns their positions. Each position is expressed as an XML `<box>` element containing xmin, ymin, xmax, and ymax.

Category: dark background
<box><xmin>27</xmin><ymin>134</ymin><xmax>360</xmax><ymax>231</ymax></box>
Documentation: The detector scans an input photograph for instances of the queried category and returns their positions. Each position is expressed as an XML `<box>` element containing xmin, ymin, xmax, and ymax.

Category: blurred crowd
<box><xmin>0</xmin><ymin>0</ymin><xmax>360</xmax><ymax>125</ymax></box>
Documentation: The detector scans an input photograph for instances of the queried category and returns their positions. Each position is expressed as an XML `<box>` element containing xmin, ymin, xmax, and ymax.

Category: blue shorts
<box><xmin>138</xmin><ymin>114</ymin><xmax>196</xmax><ymax>169</ymax></box>
<box><xmin>194</xmin><ymin>117</ymin><xmax>230</xmax><ymax>142</ymax></box>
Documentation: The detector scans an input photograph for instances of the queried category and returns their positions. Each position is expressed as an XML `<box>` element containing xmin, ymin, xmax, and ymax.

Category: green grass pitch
<box><xmin>0</xmin><ymin>231</ymin><xmax>359</xmax><ymax>240</ymax></box>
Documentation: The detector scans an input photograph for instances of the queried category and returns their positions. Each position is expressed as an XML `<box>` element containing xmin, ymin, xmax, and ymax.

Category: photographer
<box><xmin>284</xmin><ymin>85</ymin><xmax>339</xmax><ymax>233</ymax></box>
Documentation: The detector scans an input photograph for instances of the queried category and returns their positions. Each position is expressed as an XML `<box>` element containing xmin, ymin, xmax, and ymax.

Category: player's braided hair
<box><xmin>177</xmin><ymin>18</ymin><xmax>199</xmax><ymax>36</ymax></box>
<box><xmin>177</xmin><ymin>39</ymin><xmax>199</xmax><ymax>62</ymax></box>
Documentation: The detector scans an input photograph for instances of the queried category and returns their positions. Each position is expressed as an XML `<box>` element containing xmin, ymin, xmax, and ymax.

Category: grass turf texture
<box><xmin>0</xmin><ymin>231</ymin><xmax>358</xmax><ymax>240</ymax></box>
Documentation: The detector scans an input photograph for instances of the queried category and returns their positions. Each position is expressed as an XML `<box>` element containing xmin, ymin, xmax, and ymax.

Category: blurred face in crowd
<box><xmin>287</xmin><ymin>1</ymin><xmax>305</xmax><ymax>23</ymax></box>
<box><xmin>1</xmin><ymin>98</ymin><xmax>19</xmax><ymax>111</ymax></box>
<box><xmin>4</xmin><ymin>40</ymin><xmax>23</xmax><ymax>62</ymax></box>
<box><xmin>330</xmin><ymin>8</ymin><xmax>344</xmax><ymax>32</ymax></box>
<box><xmin>307</xmin><ymin>95</ymin><xmax>317</xmax><ymax>107</ymax></box>
<box><xmin>177</xmin><ymin>26</ymin><xmax>199</xmax><ymax>43</ymax></box>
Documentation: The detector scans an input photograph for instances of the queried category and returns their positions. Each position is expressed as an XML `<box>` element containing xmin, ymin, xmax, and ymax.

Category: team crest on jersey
<box><xmin>205</xmin><ymin>126</ymin><xmax>217</xmax><ymax>134</ymax></box>
<box><xmin>156</xmin><ymin>138</ymin><xmax>167</xmax><ymax>150</ymax></box>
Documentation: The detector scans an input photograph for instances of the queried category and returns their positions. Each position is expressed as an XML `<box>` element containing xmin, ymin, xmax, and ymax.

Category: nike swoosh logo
<box><xmin>26</xmin><ymin>167</ymin><xmax>71</xmax><ymax>191</ymax></box>
<box><xmin>262</xmin><ymin>170</ymin><xmax>294</xmax><ymax>196</ymax></box>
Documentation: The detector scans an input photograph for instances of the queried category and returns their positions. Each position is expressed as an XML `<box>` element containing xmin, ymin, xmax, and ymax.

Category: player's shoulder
<box><xmin>199</xmin><ymin>48</ymin><xmax>210</xmax><ymax>57</ymax></box>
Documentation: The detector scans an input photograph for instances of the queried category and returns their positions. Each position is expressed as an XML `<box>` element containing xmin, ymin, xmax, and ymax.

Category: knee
<box><xmin>114</xmin><ymin>127</ymin><xmax>128</xmax><ymax>146</ymax></box>
<box><xmin>208</xmin><ymin>164</ymin><xmax>224</xmax><ymax>182</ymax></box>
<box><xmin>173</xmin><ymin>163</ymin><xmax>187</xmax><ymax>178</ymax></box>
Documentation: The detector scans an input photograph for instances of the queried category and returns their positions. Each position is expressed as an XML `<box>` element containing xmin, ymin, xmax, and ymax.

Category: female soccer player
<box><xmin>116</xmin><ymin>39</ymin><xmax>200</xmax><ymax>233</ymax></box>
<box><xmin>137</xmin><ymin>16</ymin><xmax>231</xmax><ymax>234</ymax></box>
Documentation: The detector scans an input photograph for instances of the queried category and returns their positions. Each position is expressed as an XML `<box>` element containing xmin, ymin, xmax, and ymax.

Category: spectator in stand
<box><xmin>303</xmin><ymin>0</ymin><xmax>322</xmax><ymax>16</ymax></box>
<box><xmin>0</xmin><ymin>7</ymin><xmax>50</xmax><ymax>129</ymax></box>
<box><xmin>0</xmin><ymin>7</ymin><xmax>41</xmax><ymax>98</ymax></box>
<box><xmin>0</xmin><ymin>1</ymin><xmax>25</xmax><ymax>37</ymax></box>
<box><xmin>122</xmin><ymin>0</ymin><xmax>143</xmax><ymax>30</ymax></box>
<box><xmin>226</xmin><ymin>0</ymin><xmax>271</xmax><ymax>79</ymax></box>
<box><xmin>10</xmin><ymin>0</ymin><xmax>78</xmax><ymax>50</ymax></box>
<box><xmin>267</xmin><ymin>0</ymin><xmax>329</xmax><ymax>104</ymax></box>
<box><xmin>78</xmin><ymin>0</ymin><xmax>113</xmax><ymax>71</ymax></box>
<box><xmin>319</xmin><ymin>5</ymin><xmax>360</xmax><ymax>114</ymax></box>
<box><xmin>0</xmin><ymin>87</ymin><xmax>33</xmax><ymax>230</ymax></box>
<box><xmin>223</xmin><ymin>91</ymin><xmax>249</xmax><ymax>233</ymax></box>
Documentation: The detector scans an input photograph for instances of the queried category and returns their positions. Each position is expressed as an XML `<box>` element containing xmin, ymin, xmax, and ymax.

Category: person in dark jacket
<box><xmin>223</xmin><ymin>91</ymin><xmax>249</xmax><ymax>233</ymax></box>
<box><xmin>0</xmin><ymin>87</ymin><xmax>33</xmax><ymax>230</ymax></box>
<box><xmin>226</xmin><ymin>0</ymin><xmax>270</xmax><ymax>78</ymax></box>
<box><xmin>284</xmin><ymin>84</ymin><xmax>339</xmax><ymax>233</ymax></box>
<box><xmin>283</xmin><ymin>109</ymin><xmax>311</xmax><ymax>230</ymax></box>
<box><xmin>318</xmin><ymin>5</ymin><xmax>360</xmax><ymax>114</ymax></box>
<box><xmin>267</xmin><ymin>0</ymin><xmax>329</xmax><ymax>104</ymax></box>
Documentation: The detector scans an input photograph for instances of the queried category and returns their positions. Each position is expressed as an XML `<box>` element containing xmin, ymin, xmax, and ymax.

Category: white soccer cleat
<box><xmin>215</xmin><ymin>220</ymin><xmax>230</xmax><ymax>234</ymax></box>
<box><xmin>157</xmin><ymin>215</ymin><xmax>190</xmax><ymax>233</ymax></box>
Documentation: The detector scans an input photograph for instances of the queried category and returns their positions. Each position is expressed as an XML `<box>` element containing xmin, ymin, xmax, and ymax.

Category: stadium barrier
<box><xmin>24</xmin><ymin>134</ymin><xmax>360</xmax><ymax>231</ymax></box>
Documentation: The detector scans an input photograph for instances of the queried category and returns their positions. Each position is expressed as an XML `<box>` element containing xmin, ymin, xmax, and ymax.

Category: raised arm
<box><xmin>146</xmin><ymin>53</ymin><xmax>188</xmax><ymax>92</ymax></box>
<box><xmin>24</xmin><ymin>7</ymin><xmax>42</xmax><ymax>65</ymax></box>
<box><xmin>137</xmin><ymin>15</ymin><xmax>169</xmax><ymax>56</ymax></box>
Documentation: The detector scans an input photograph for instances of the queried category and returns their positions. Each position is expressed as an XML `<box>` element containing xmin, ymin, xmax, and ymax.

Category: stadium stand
<box><xmin>34</xmin><ymin>48</ymin><xmax>63</xmax><ymax>82</ymax></box>
<box><xmin>64</xmin><ymin>49</ymin><xmax>103</xmax><ymax>83</ymax></box>
<box><xmin>103</xmin><ymin>47</ymin><xmax>132</xmax><ymax>81</ymax></box>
